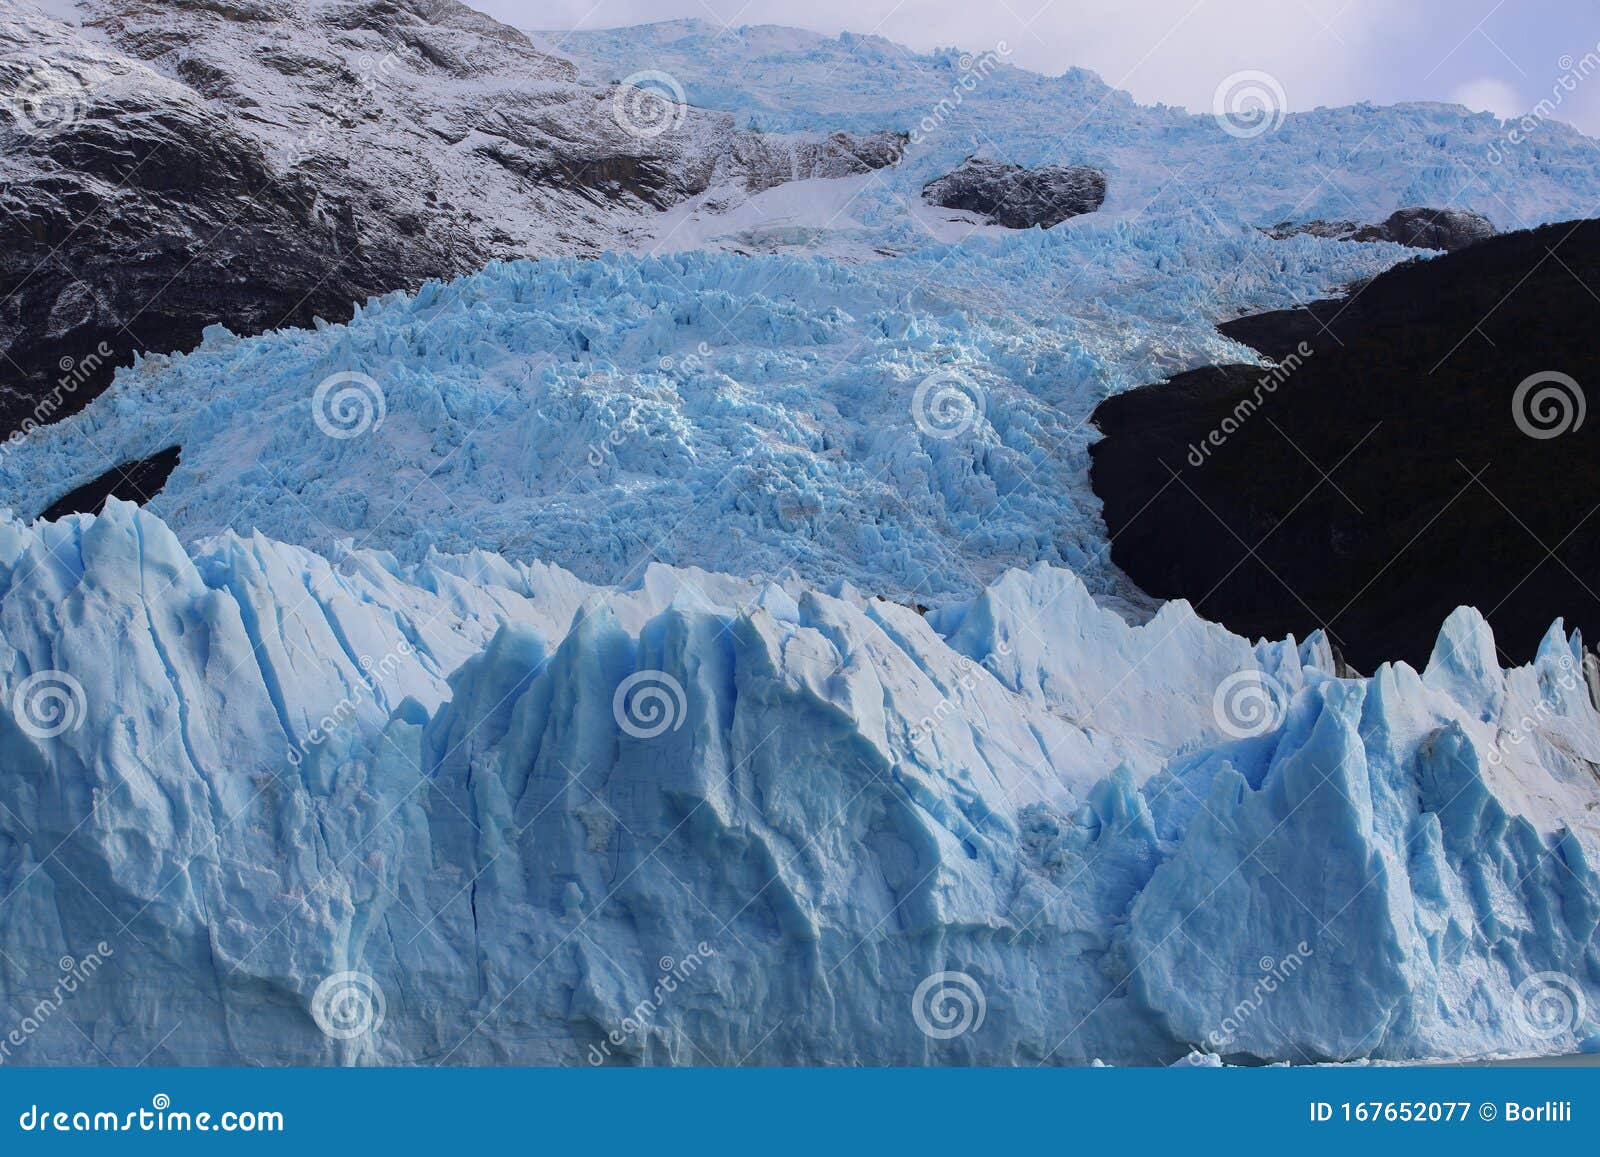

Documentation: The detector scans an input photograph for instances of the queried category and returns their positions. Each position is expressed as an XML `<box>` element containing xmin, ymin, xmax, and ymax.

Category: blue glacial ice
<box><xmin>553</xmin><ymin>20</ymin><xmax>1600</xmax><ymax>241</ymax></box>
<box><xmin>3</xmin><ymin>23</ymin><xmax>1599</xmax><ymax>1067</ymax></box>
<box><xmin>0</xmin><ymin>501</ymin><xmax>1594</xmax><ymax>1064</ymax></box>
<box><xmin>0</xmin><ymin>233</ymin><xmax>1448</xmax><ymax>610</ymax></box>
<box><xmin>10</xmin><ymin>23</ymin><xmax>1600</xmax><ymax>607</ymax></box>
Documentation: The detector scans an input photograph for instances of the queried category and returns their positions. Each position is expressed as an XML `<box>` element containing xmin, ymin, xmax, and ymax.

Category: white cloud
<box><xmin>1449</xmin><ymin>76</ymin><xmax>1525</xmax><ymax>120</ymax></box>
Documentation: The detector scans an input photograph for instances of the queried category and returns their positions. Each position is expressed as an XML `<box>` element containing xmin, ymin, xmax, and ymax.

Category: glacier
<box><xmin>3</xmin><ymin>14</ymin><xmax>1600</xmax><ymax>1069</ymax></box>
<box><xmin>0</xmin><ymin>234</ymin><xmax>1437</xmax><ymax>609</ymax></box>
<box><xmin>0</xmin><ymin>500</ymin><xmax>1596</xmax><ymax>1065</ymax></box>
<box><xmin>551</xmin><ymin>20</ymin><xmax>1600</xmax><ymax>251</ymax></box>
<box><xmin>9</xmin><ymin>18</ymin><xmax>1600</xmax><ymax>608</ymax></box>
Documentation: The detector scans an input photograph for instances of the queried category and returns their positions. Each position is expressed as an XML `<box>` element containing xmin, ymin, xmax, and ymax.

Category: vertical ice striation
<box><xmin>0</xmin><ymin>503</ymin><xmax>1593</xmax><ymax>1065</ymax></box>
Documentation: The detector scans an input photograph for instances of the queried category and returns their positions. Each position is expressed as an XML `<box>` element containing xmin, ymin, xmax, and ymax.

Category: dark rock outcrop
<box><xmin>1265</xmin><ymin>206</ymin><xmax>1496</xmax><ymax>252</ymax></box>
<box><xmin>40</xmin><ymin>445</ymin><xmax>181</xmax><ymax>520</ymax></box>
<box><xmin>922</xmin><ymin>155</ymin><xmax>1106</xmax><ymax>229</ymax></box>
<box><xmin>1090</xmin><ymin>218</ymin><xmax>1600</xmax><ymax>670</ymax></box>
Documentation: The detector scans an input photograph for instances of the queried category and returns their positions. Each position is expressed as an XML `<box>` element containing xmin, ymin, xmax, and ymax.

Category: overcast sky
<box><xmin>467</xmin><ymin>0</ymin><xmax>1600</xmax><ymax>134</ymax></box>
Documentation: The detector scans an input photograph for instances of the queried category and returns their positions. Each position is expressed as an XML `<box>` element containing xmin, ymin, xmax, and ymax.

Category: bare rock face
<box><xmin>921</xmin><ymin>155</ymin><xmax>1106</xmax><ymax>229</ymax></box>
<box><xmin>1091</xmin><ymin>218</ymin><xmax>1600</xmax><ymax>671</ymax></box>
<box><xmin>39</xmin><ymin>445</ymin><xmax>181</xmax><ymax>520</ymax></box>
<box><xmin>1266</xmin><ymin>207</ymin><xmax>1496</xmax><ymax>252</ymax></box>
<box><xmin>0</xmin><ymin>0</ymin><xmax>903</xmax><ymax>437</ymax></box>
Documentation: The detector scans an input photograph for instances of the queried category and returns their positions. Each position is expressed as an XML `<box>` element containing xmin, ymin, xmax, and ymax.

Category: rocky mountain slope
<box><xmin>0</xmin><ymin>0</ymin><xmax>903</xmax><ymax>436</ymax></box>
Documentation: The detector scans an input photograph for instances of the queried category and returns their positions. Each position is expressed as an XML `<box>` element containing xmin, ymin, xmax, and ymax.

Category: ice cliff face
<box><xmin>0</xmin><ymin>501</ymin><xmax>1595</xmax><ymax>1065</ymax></box>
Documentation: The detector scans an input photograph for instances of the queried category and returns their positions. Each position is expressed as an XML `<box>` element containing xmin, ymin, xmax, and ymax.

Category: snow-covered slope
<box><xmin>11</xmin><ymin>0</ymin><xmax>905</xmax><ymax>257</ymax></box>
<box><xmin>552</xmin><ymin>19</ymin><xmax>1600</xmax><ymax>252</ymax></box>
<box><xmin>0</xmin><ymin>0</ymin><xmax>903</xmax><ymax>433</ymax></box>
<box><xmin>0</xmin><ymin>501</ymin><xmax>1595</xmax><ymax>1064</ymax></box>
